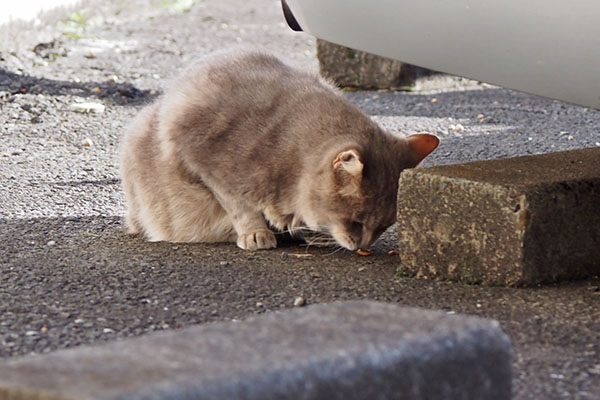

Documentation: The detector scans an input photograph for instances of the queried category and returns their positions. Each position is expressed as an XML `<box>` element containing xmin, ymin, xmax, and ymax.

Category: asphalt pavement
<box><xmin>1</xmin><ymin>1</ymin><xmax>599</xmax><ymax>399</ymax></box>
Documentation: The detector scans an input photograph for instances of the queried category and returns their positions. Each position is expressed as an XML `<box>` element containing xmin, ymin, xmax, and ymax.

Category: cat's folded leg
<box><xmin>237</xmin><ymin>229</ymin><xmax>277</xmax><ymax>251</ymax></box>
<box><xmin>212</xmin><ymin>193</ymin><xmax>277</xmax><ymax>250</ymax></box>
<box><xmin>233</xmin><ymin>212</ymin><xmax>277</xmax><ymax>251</ymax></box>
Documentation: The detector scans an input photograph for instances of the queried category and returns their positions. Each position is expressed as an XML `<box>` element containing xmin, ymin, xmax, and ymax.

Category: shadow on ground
<box><xmin>0</xmin><ymin>68</ymin><xmax>156</xmax><ymax>105</ymax></box>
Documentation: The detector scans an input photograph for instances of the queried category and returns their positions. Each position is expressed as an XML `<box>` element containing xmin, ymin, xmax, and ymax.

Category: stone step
<box><xmin>0</xmin><ymin>301</ymin><xmax>512</xmax><ymax>400</ymax></box>
<box><xmin>397</xmin><ymin>147</ymin><xmax>600</xmax><ymax>286</ymax></box>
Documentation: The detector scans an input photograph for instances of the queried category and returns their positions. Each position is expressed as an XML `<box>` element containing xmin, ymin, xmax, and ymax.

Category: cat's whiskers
<box><xmin>324</xmin><ymin>245</ymin><xmax>345</xmax><ymax>256</ymax></box>
<box><xmin>291</xmin><ymin>227</ymin><xmax>314</xmax><ymax>237</ymax></box>
<box><xmin>304</xmin><ymin>233</ymin><xmax>338</xmax><ymax>248</ymax></box>
<box><xmin>278</xmin><ymin>226</ymin><xmax>315</xmax><ymax>239</ymax></box>
<box><xmin>302</xmin><ymin>235</ymin><xmax>346</xmax><ymax>256</ymax></box>
<box><xmin>278</xmin><ymin>226</ymin><xmax>340</xmax><ymax>249</ymax></box>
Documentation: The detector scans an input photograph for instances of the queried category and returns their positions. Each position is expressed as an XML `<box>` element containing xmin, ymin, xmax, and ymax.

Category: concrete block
<box><xmin>397</xmin><ymin>147</ymin><xmax>600</xmax><ymax>286</ymax></box>
<box><xmin>317</xmin><ymin>39</ymin><xmax>420</xmax><ymax>89</ymax></box>
<box><xmin>0</xmin><ymin>301</ymin><xmax>512</xmax><ymax>400</ymax></box>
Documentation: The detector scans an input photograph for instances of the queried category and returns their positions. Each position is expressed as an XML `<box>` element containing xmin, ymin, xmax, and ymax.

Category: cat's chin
<box><xmin>329</xmin><ymin>233</ymin><xmax>358</xmax><ymax>251</ymax></box>
<box><xmin>339</xmin><ymin>243</ymin><xmax>359</xmax><ymax>251</ymax></box>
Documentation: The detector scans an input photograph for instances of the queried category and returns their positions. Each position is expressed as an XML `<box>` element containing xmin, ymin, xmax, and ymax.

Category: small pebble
<box><xmin>476</xmin><ymin>114</ymin><xmax>484</xmax><ymax>120</ymax></box>
<box><xmin>107</xmin><ymin>75</ymin><xmax>119</xmax><ymax>82</ymax></box>
<box><xmin>293</xmin><ymin>296</ymin><xmax>305</xmax><ymax>307</ymax></box>
<box><xmin>91</xmin><ymin>87</ymin><xmax>102</xmax><ymax>93</ymax></box>
<box><xmin>46</xmin><ymin>240</ymin><xmax>56</xmax><ymax>246</ymax></box>
<box><xmin>567</xmin><ymin>135</ymin><xmax>574</xmax><ymax>141</ymax></box>
<box><xmin>256</xmin><ymin>302</ymin><xmax>264</xmax><ymax>308</ymax></box>
<box><xmin>431</xmin><ymin>98</ymin><xmax>438</xmax><ymax>103</ymax></box>
<box><xmin>40</xmin><ymin>326</ymin><xmax>48</xmax><ymax>333</ymax></box>
<box><xmin>454</xmin><ymin>123</ymin><xmax>465</xmax><ymax>132</ymax></box>
<box><xmin>588</xmin><ymin>364</ymin><xmax>600</xmax><ymax>375</ymax></box>
<box><xmin>81</xmin><ymin>138</ymin><xmax>93</xmax><ymax>147</ymax></box>
<box><xmin>358</xmin><ymin>266</ymin><xmax>366</xmax><ymax>272</ymax></box>
<box><xmin>70</xmin><ymin>102</ymin><xmax>105</xmax><ymax>114</ymax></box>
<box><xmin>103</xmin><ymin>328</ymin><xmax>115</xmax><ymax>334</ymax></box>
<box><xmin>219</xmin><ymin>261</ymin><xmax>229</xmax><ymax>266</ymax></box>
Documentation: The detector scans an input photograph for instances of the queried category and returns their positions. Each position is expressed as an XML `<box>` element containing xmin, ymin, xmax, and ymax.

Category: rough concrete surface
<box><xmin>398</xmin><ymin>147</ymin><xmax>600</xmax><ymax>286</ymax></box>
<box><xmin>0</xmin><ymin>301</ymin><xmax>512</xmax><ymax>400</ymax></box>
<box><xmin>0</xmin><ymin>0</ymin><xmax>599</xmax><ymax>399</ymax></box>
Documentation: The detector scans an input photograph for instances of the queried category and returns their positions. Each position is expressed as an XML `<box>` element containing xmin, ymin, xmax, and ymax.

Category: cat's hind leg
<box><xmin>122</xmin><ymin>176</ymin><xmax>143</xmax><ymax>235</ymax></box>
<box><xmin>125</xmin><ymin>212</ymin><xmax>142</xmax><ymax>235</ymax></box>
<box><xmin>164</xmin><ymin>179</ymin><xmax>237</xmax><ymax>243</ymax></box>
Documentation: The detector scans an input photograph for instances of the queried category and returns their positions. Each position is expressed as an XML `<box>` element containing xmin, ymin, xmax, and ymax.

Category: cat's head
<box><xmin>297</xmin><ymin>132</ymin><xmax>439</xmax><ymax>251</ymax></box>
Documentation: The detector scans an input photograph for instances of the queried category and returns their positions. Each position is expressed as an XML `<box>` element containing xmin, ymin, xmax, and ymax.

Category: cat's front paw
<box><xmin>236</xmin><ymin>230</ymin><xmax>277</xmax><ymax>251</ymax></box>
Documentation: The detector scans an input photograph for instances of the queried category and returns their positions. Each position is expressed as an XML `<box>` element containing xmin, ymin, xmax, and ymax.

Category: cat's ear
<box><xmin>406</xmin><ymin>133</ymin><xmax>439</xmax><ymax>166</ymax></box>
<box><xmin>333</xmin><ymin>149</ymin><xmax>363</xmax><ymax>196</ymax></box>
<box><xmin>333</xmin><ymin>149</ymin><xmax>363</xmax><ymax>177</ymax></box>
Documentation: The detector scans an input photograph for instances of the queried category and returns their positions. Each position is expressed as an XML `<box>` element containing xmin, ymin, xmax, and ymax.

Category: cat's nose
<box><xmin>359</xmin><ymin>234</ymin><xmax>374</xmax><ymax>250</ymax></box>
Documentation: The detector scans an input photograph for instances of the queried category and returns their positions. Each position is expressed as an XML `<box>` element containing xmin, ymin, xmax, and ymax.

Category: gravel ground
<box><xmin>1</xmin><ymin>1</ymin><xmax>599</xmax><ymax>399</ymax></box>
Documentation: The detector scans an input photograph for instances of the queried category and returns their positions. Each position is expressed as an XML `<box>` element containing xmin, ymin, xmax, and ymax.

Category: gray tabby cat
<box><xmin>120</xmin><ymin>50</ymin><xmax>438</xmax><ymax>251</ymax></box>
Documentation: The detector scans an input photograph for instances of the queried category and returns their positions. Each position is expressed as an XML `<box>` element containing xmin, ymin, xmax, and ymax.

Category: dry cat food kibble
<box><xmin>70</xmin><ymin>102</ymin><xmax>105</xmax><ymax>114</ymax></box>
<box><xmin>290</xmin><ymin>253</ymin><xmax>313</xmax><ymax>258</ymax></box>
<box><xmin>357</xmin><ymin>249</ymin><xmax>373</xmax><ymax>256</ymax></box>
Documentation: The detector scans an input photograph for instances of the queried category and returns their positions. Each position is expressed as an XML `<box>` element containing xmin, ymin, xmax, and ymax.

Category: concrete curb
<box><xmin>397</xmin><ymin>147</ymin><xmax>600</xmax><ymax>286</ymax></box>
<box><xmin>0</xmin><ymin>301</ymin><xmax>512</xmax><ymax>400</ymax></box>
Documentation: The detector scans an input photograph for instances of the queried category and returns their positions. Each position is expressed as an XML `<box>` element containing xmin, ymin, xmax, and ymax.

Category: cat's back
<box><xmin>185</xmin><ymin>50</ymin><xmax>294</xmax><ymax>84</ymax></box>
<box><xmin>156</xmin><ymin>49</ymin><xmax>352</xmax><ymax>163</ymax></box>
<box><xmin>165</xmin><ymin>50</ymin><xmax>321</xmax><ymax>113</ymax></box>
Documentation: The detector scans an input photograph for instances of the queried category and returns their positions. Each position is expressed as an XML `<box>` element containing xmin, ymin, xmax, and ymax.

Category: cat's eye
<box><xmin>349</xmin><ymin>221</ymin><xmax>364</xmax><ymax>233</ymax></box>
